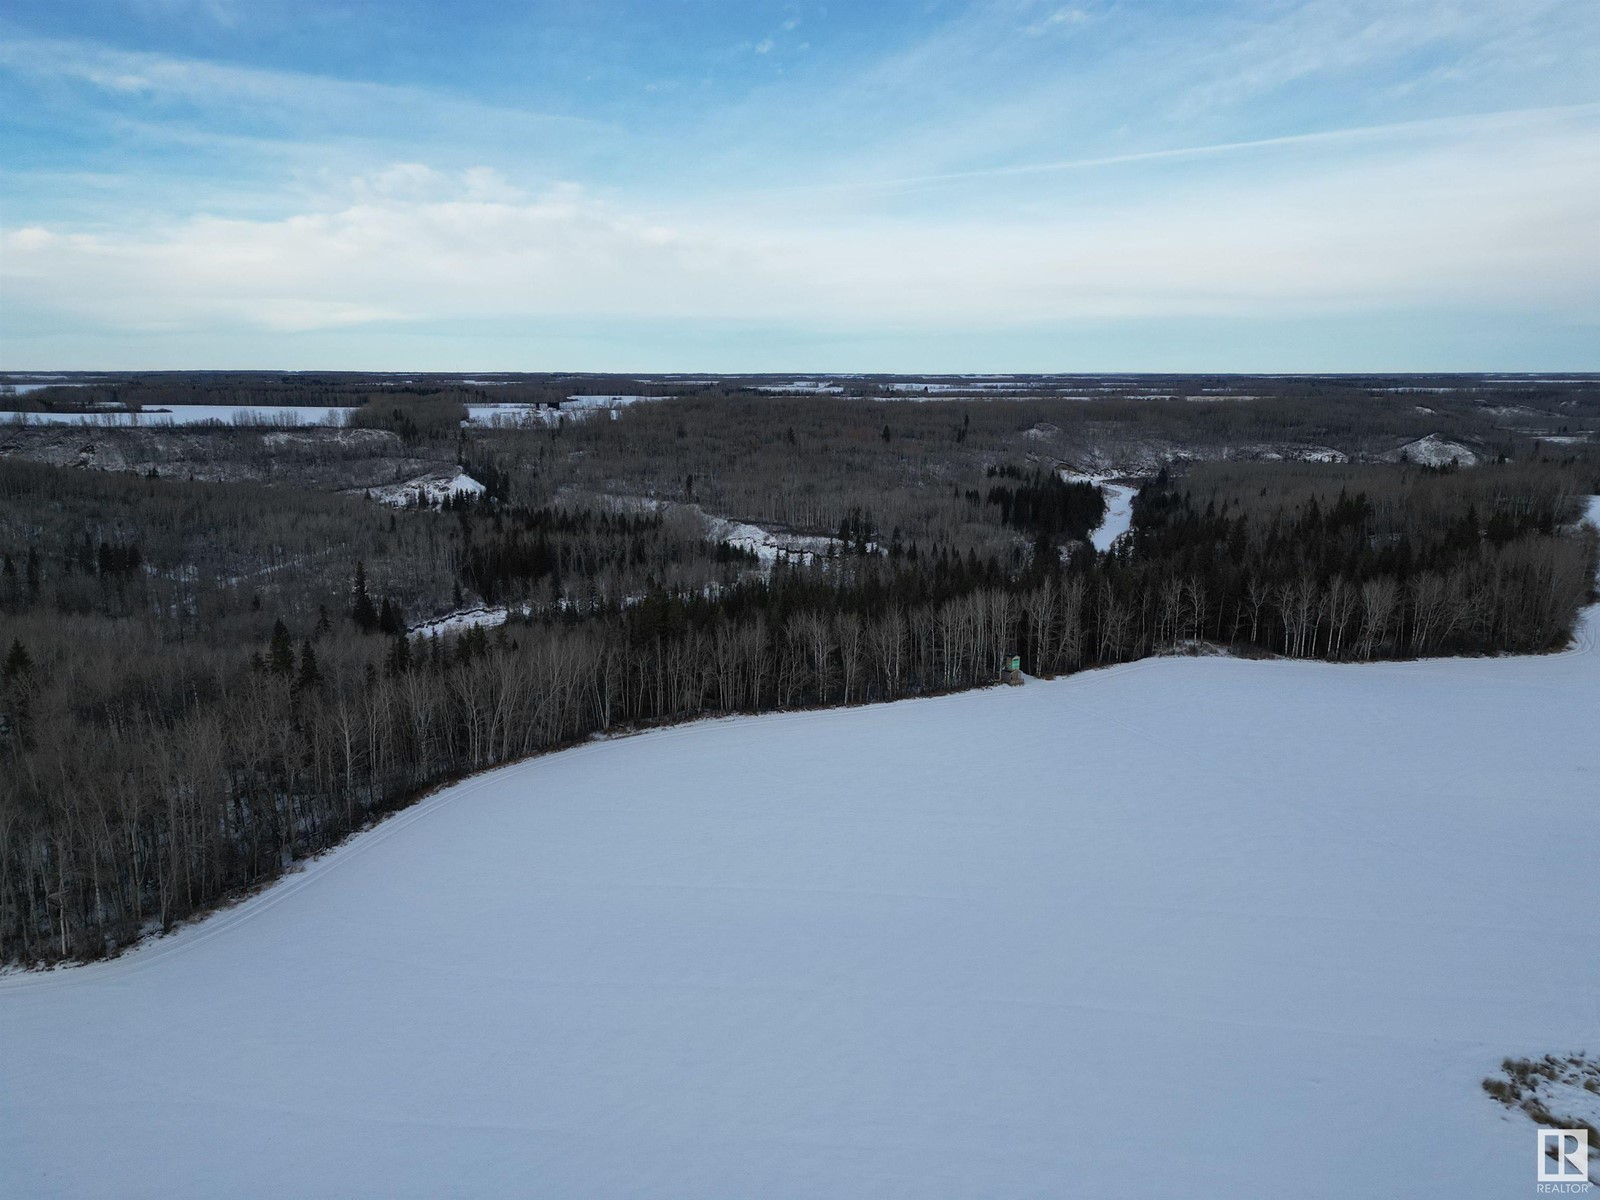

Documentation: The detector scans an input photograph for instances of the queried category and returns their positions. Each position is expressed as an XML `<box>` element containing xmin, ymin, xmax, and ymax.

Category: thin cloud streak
<box><xmin>746</xmin><ymin>103</ymin><xmax>1600</xmax><ymax>198</ymax></box>
<box><xmin>0</xmin><ymin>32</ymin><xmax>606</xmax><ymax>133</ymax></box>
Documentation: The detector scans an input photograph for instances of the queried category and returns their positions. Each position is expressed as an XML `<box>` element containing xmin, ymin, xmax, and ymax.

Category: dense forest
<box><xmin>1</xmin><ymin>381</ymin><xmax>1597</xmax><ymax>965</ymax></box>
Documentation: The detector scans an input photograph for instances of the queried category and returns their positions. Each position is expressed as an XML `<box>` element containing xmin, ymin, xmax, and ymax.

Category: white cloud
<box><xmin>754</xmin><ymin>38</ymin><xmax>775</xmax><ymax>55</ymax></box>
<box><xmin>0</xmin><ymin>34</ymin><xmax>600</xmax><ymax>139</ymax></box>
<box><xmin>5</xmin><ymin>119</ymin><xmax>1595</xmax><ymax>343</ymax></box>
<box><xmin>133</xmin><ymin>0</ymin><xmax>241</xmax><ymax>27</ymax></box>
<box><xmin>1025</xmin><ymin>7</ymin><xmax>1091</xmax><ymax>37</ymax></box>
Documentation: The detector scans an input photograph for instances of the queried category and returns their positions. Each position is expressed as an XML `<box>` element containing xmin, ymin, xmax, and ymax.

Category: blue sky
<box><xmin>1</xmin><ymin>0</ymin><xmax>1597</xmax><ymax>370</ymax></box>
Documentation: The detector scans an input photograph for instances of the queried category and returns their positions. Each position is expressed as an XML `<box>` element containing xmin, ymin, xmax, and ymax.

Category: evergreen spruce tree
<box><xmin>2</xmin><ymin>639</ymin><xmax>32</xmax><ymax>683</ymax></box>
<box><xmin>458</xmin><ymin>625</ymin><xmax>488</xmax><ymax>664</ymax></box>
<box><xmin>1</xmin><ymin>639</ymin><xmax>33</xmax><ymax>750</ymax></box>
<box><xmin>267</xmin><ymin>620</ymin><xmax>295</xmax><ymax>676</ymax></box>
<box><xmin>296</xmin><ymin>640</ymin><xmax>322</xmax><ymax>690</ymax></box>
<box><xmin>1030</xmin><ymin>528</ymin><xmax>1057</xmax><ymax>576</ymax></box>
<box><xmin>351</xmin><ymin>562</ymin><xmax>379</xmax><ymax>632</ymax></box>
<box><xmin>378</xmin><ymin>597</ymin><xmax>403</xmax><ymax>636</ymax></box>
<box><xmin>386</xmin><ymin>634</ymin><xmax>411</xmax><ymax>677</ymax></box>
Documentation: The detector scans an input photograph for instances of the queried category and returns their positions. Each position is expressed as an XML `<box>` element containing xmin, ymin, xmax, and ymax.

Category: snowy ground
<box><xmin>465</xmin><ymin>396</ymin><xmax>661</xmax><ymax>427</ymax></box>
<box><xmin>755</xmin><ymin>382</ymin><xmax>846</xmax><ymax>394</ymax></box>
<box><xmin>3</xmin><ymin>382</ymin><xmax>92</xmax><ymax>395</ymax></box>
<box><xmin>407</xmin><ymin>605</ymin><xmax>509</xmax><ymax>639</ymax></box>
<box><xmin>3</xmin><ymin>404</ymin><xmax>350</xmax><ymax>427</ymax></box>
<box><xmin>465</xmin><ymin>402</ymin><xmax>555</xmax><ymax>426</ymax></box>
<box><xmin>1385</xmin><ymin>433</ymin><xmax>1480</xmax><ymax>467</ymax></box>
<box><xmin>4</xmin><ymin>510</ymin><xmax>1599</xmax><ymax>1199</ymax></box>
<box><xmin>563</xmin><ymin>394</ymin><xmax>663</xmax><ymax>409</ymax></box>
<box><xmin>1092</xmin><ymin>483</ymin><xmax>1137</xmax><ymax>551</ymax></box>
<box><xmin>1065</xmin><ymin>472</ymin><xmax>1138</xmax><ymax>552</ymax></box>
<box><xmin>1</xmin><ymin>396</ymin><xmax>655</xmax><ymax>431</ymax></box>
<box><xmin>356</xmin><ymin>468</ymin><xmax>486</xmax><ymax>508</ymax></box>
<box><xmin>703</xmin><ymin>512</ymin><xmax>838</xmax><ymax>564</ymax></box>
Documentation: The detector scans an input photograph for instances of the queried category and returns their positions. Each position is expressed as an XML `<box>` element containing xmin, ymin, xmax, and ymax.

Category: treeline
<box><xmin>1111</xmin><ymin>463</ymin><xmax>1595</xmax><ymax>657</ymax></box>
<box><xmin>0</xmin><ymin>460</ymin><xmax>766</xmax><ymax>647</ymax></box>
<box><xmin>0</xmin><ymin>373</ymin><xmax>713</xmax><ymax>414</ymax></box>
<box><xmin>0</xmin><ymin>460</ymin><xmax>464</xmax><ymax>645</ymax></box>
<box><xmin>347</xmin><ymin>395</ymin><xmax>469</xmax><ymax>443</ymax></box>
<box><xmin>477</xmin><ymin>389</ymin><xmax>1579</xmax><ymax>558</ymax></box>
<box><xmin>1</xmin><ymin>449</ymin><xmax>1596</xmax><ymax>964</ymax></box>
<box><xmin>0</xmin><ymin>565</ymin><xmax>1095</xmax><ymax>963</ymax></box>
<box><xmin>982</xmin><ymin>466</ymin><xmax>1105</xmax><ymax>541</ymax></box>
<box><xmin>4</xmin><ymin>465</ymin><xmax>1595</xmax><ymax>963</ymax></box>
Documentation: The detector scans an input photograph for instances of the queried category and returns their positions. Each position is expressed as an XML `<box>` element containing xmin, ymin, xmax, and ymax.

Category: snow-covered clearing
<box><xmin>465</xmin><ymin>396</ymin><xmax>662</xmax><ymax>428</ymax></box>
<box><xmin>465</xmin><ymin>403</ymin><xmax>555</xmax><ymax>426</ymax></box>
<box><xmin>704</xmin><ymin>513</ymin><xmax>838</xmax><ymax>564</ymax></box>
<box><xmin>1386</xmin><ymin>433</ymin><xmax>1480</xmax><ymax>467</ymax></box>
<box><xmin>586</xmin><ymin>497</ymin><xmax>842</xmax><ymax>567</ymax></box>
<box><xmin>407</xmin><ymin>605</ymin><xmax>508</xmax><ymax>639</ymax></box>
<box><xmin>3</xmin><ymin>405</ymin><xmax>348</xmax><ymax>427</ymax></box>
<box><xmin>357</xmin><ymin>468</ymin><xmax>485</xmax><ymax>508</ymax></box>
<box><xmin>1064</xmin><ymin>472</ymin><xmax>1138</xmax><ymax>551</ymax></box>
<box><xmin>1092</xmin><ymin>482</ymin><xmax>1137</xmax><ymax>550</ymax></box>
<box><xmin>755</xmin><ymin>382</ymin><xmax>845</xmax><ymax>394</ymax></box>
<box><xmin>873</xmin><ymin>384</ymin><xmax>1093</xmax><ymax>401</ymax></box>
<box><xmin>1252</xmin><ymin>445</ymin><xmax>1347</xmax><ymax>463</ymax></box>
<box><xmin>1373</xmin><ymin>386</ymin><xmax>1462</xmax><ymax>393</ymax></box>
<box><xmin>3</xmin><ymin>382</ymin><xmax>92</xmax><ymax>395</ymax></box>
<box><xmin>564</xmin><ymin>394</ymin><xmax>663</xmax><ymax>409</ymax></box>
<box><xmin>886</xmin><ymin>382</ymin><xmax>1046</xmax><ymax>393</ymax></box>
<box><xmin>5</xmin><ymin>509</ymin><xmax>1599</xmax><ymax>1199</ymax></box>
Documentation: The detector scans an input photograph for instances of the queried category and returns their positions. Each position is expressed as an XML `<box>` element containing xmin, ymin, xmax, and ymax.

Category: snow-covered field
<box><xmin>466</xmin><ymin>395</ymin><xmax>662</xmax><ymax>427</ymax></box>
<box><xmin>4</xmin><ymin>405</ymin><xmax>349</xmax><ymax>427</ymax></box>
<box><xmin>5</xmin><ymin>511</ymin><xmax>1599</xmax><ymax>1199</ymax></box>
<box><xmin>5</xmin><ymin>396</ymin><xmax>657</xmax><ymax>431</ymax></box>
<box><xmin>563</xmin><ymin>394</ymin><xmax>662</xmax><ymax>408</ymax></box>
<box><xmin>755</xmin><ymin>381</ymin><xmax>845</xmax><ymax>394</ymax></box>
<box><xmin>465</xmin><ymin>402</ymin><xmax>555</xmax><ymax>426</ymax></box>
<box><xmin>3</xmin><ymin>382</ymin><xmax>92</xmax><ymax>395</ymax></box>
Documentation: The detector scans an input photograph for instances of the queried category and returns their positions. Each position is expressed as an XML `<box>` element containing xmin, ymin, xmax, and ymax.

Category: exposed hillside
<box><xmin>0</xmin><ymin>424</ymin><xmax>444</xmax><ymax>489</ymax></box>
